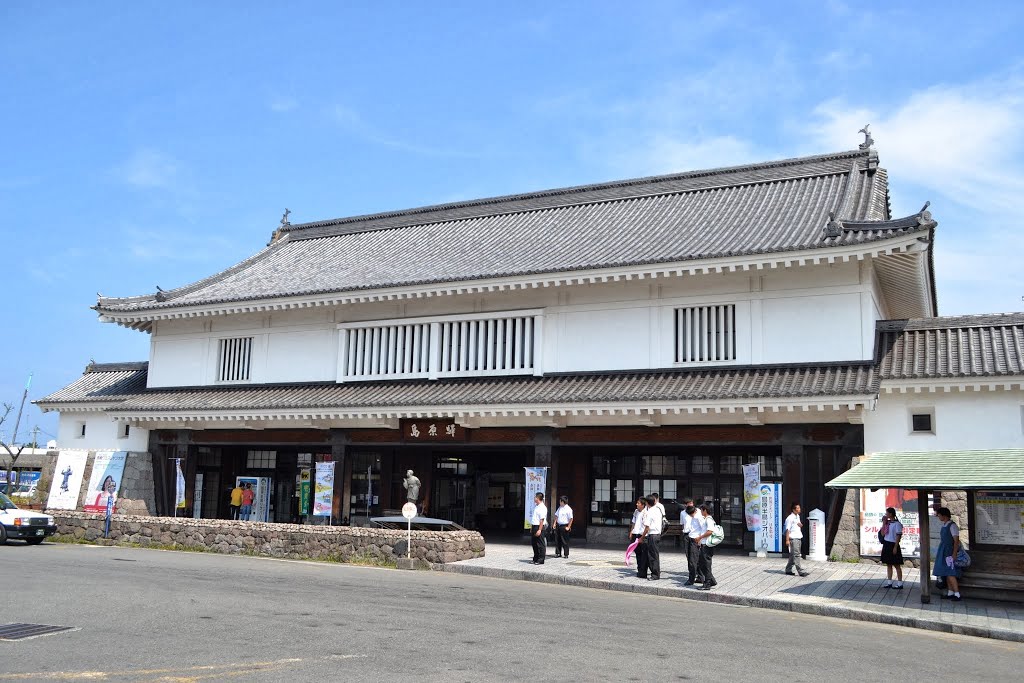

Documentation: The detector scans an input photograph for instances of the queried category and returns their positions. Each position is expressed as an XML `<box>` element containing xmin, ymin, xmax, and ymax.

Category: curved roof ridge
<box><xmin>283</xmin><ymin>148</ymin><xmax>871</xmax><ymax>238</ymax></box>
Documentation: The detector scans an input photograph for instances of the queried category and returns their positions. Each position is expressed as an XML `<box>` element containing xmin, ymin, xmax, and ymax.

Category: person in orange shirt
<box><xmin>229</xmin><ymin>483</ymin><xmax>243</xmax><ymax>519</ymax></box>
<box><xmin>240</xmin><ymin>483</ymin><xmax>255</xmax><ymax>521</ymax></box>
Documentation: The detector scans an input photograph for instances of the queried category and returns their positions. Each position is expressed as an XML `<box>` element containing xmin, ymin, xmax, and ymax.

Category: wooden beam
<box><xmin>918</xmin><ymin>489</ymin><xmax>931</xmax><ymax>604</ymax></box>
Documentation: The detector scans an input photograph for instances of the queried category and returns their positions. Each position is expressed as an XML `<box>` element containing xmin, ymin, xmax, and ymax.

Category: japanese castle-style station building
<box><xmin>38</xmin><ymin>144</ymin><xmax>945</xmax><ymax>547</ymax></box>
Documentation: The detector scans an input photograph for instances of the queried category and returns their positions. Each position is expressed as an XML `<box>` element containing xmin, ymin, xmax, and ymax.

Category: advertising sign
<box><xmin>523</xmin><ymin>467</ymin><xmax>547</xmax><ymax>529</ymax></box>
<box><xmin>236</xmin><ymin>476</ymin><xmax>271</xmax><ymax>522</ymax></box>
<box><xmin>742</xmin><ymin>463</ymin><xmax>762</xmax><ymax>531</ymax></box>
<box><xmin>175</xmin><ymin>458</ymin><xmax>186</xmax><ymax>510</ymax></box>
<box><xmin>975</xmin><ymin>490</ymin><xmax>1024</xmax><ymax>546</ymax></box>
<box><xmin>313</xmin><ymin>461</ymin><xmax>335</xmax><ymax>517</ymax></box>
<box><xmin>859</xmin><ymin>488</ymin><xmax>921</xmax><ymax>558</ymax></box>
<box><xmin>84</xmin><ymin>451</ymin><xmax>127</xmax><ymax>513</ymax></box>
<box><xmin>754</xmin><ymin>482</ymin><xmax>783</xmax><ymax>553</ymax></box>
<box><xmin>47</xmin><ymin>451</ymin><xmax>88</xmax><ymax>509</ymax></box>
<box><xmin>299</xmin><ymin>469</ymin><xmax>311</xmax><ymax>516</ymax></box>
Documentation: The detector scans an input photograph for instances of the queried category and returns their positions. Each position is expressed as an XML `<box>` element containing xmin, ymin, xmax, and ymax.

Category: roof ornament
<box><xmin>824</xmin><ymin>211</ymin><xmax>843</xmax><ymax>238</ymax></box>
<box><xmin>155</xmin><ymin>285</ymin><xmax>167</xmax><ymax>302</ymax></box>
<box><xmin>916</xmin><ymin>201</ymin><xmax>932</xmax><ymax>225</ymax></box>
<box><xmin>269</xmin><ymin>208</ymin><xmax>291</xmax><ymax>245</ymax></box>
<box><xmin>858</xmin><ymin>124</ymin><xmax>874</xmax><ymax>150</ymax></box>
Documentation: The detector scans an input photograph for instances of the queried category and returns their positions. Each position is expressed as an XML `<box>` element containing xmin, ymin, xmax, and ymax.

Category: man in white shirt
<box><xmin>531</xmin><ymin>492</ymin><xmax>548</xmax><ymax>565</ymax></box>
<box><xmin>630</xmin><ymin>497</ymin><xmax>650</xmax><ymax>579</ymax></box>
<box><xmin>553</xmin><ymin>495</ymin><xmax>574</xmax><ymax>559</ymax></box>
<box><xmin>651</xmin><ymin>492</ymin><xmax>666</xmax><ymax>519</ymax></box>
<box><xmin>640</xmin><ymin>494</ymin><xmax>664</xmax><ymax>581</ymax></box>
<box><xmin>682</xmin><ymin>497</ymin><xmax>705</xmax><ymax>585</ymax></box>
<box><xmin>784</xmin><ymin>502</ymin><xmax>810</xmax><ymax>577</ymax></box>
<box><xmin>694</xmin><ymin>504</ymin><xmax>718</xmax><ymax>590</ymax></box>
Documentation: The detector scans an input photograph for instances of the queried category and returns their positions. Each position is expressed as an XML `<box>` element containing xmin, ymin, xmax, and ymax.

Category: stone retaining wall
<box><xmin>52</xmin><ymin>511</ymin><xmax>485</xmax><ymax>566</ymax></box>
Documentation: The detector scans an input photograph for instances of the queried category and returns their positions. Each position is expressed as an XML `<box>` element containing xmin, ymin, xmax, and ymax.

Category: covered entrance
<box><xmin>432</xmin><ymin>453</ymin><xmax>527</xmax><ymax>533</ymax></box>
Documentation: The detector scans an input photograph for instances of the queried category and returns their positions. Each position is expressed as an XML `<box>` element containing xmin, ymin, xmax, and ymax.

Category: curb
<box><xmin>436</xmin><ymin>563</ymin><xmax>1024</xmax><ymax>644</ymax></box>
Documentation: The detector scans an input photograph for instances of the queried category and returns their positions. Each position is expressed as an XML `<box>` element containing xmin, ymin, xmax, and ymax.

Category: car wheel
<box><xmin>0</xmin><ymin>526</ymin><xmax>6</xmax><ymax>545</ymax></box>
<box><xmin>25</xmin><ymin>537</ymin><xmax>44</xmax><ymax>545</ymax></box>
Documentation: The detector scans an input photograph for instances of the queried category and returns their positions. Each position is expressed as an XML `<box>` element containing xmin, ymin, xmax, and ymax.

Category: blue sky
<box><xmin>2</xmin><ymin>1</ymin><xmax>1023</xmax><ymax>442</ymax></box>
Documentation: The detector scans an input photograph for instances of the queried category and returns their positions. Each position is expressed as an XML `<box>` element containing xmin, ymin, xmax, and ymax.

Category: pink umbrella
<box><xmin>625</xmin><ymin>539</ymin><xmax>640</xmax><ymax>565</ymax></box>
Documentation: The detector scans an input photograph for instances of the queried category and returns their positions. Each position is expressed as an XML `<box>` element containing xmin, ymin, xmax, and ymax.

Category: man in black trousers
<box><xmin>640</xmin><ymin>494</ymin><xmax>664</xmax><ymax>580</ymax></box>
<box><xmin>530</xmin><ymin>492</ymin><xmax>548</xmax><ymax>565</ymax></box>
<box><xmin>681</xmin><ymin>497</ymin><xmax>705</xmax><ymax>585</ymax></box>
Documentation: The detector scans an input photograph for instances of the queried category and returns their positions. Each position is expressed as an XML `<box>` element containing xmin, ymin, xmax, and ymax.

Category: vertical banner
<box><xmin>742</xmin><ymin>463</ymin><xmax>762</xmax><ymax>531</ymax></box>
<box><xmin>83</xmin><ymin>451</ymin><xmax>127</xmax><ymax>512</ymax></box>
<box><xmin>175</xmin><ymin>458</ymin><xmax>186</xmax><ymax>510</ymax></box>
<box><xmin>524</xmin><ymin>467</ymin><xmax>547</xmax><ymax>529</ymax></box>
<box><xmin>299</xmin><ymin>469</ymin><xmax>311</xmax><ymax>516</ymax></box>
<box><xmin>754</xmin><ymin>482</ymin><xmax>783</xmax><ymax>552</ymax></box>
<box><xmin>193</xmin><ymin>473</ymin><xmax>204</xmax><ymax>519</ymax></box>
<box><xmin>313</xmin><ymin>461</ymin><xmax>335</xmax><ymax>518</ymax></box>
<box><xmin>47</xmin><ymin>450</ymin><xmax>88</xmax><ymax>510</ymax></box>
<box><xmin>859</xmin><ymin>488</ymin><xmax>921</xmax><ymax>558</ymax></box>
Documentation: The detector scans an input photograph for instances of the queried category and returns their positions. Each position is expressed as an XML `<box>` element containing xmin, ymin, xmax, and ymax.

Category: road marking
<box><xmin>0</xmin><ymin>655</ymin><xmax>367</xmax><ymax>681</ymax></box>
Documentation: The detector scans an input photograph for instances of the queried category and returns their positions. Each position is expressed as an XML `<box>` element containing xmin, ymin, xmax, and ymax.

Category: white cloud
<box><xmin>114</xmin><ymin>149</ymin><xmax>182</xmax><ymax>189</ymax></box>
<box><xmin>609</xmin><ymin>134</ymin><xmax>762</xmax><ymax>178</ymax></box>
<box><xmin>809</xmin><ymin>78</ymin><xmax>1024</xmax><ymax>213</ymax></box>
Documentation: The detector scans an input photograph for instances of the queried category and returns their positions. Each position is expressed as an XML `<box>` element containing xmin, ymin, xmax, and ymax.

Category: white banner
<box><xmin>47</xmin><ymin>450</ymin><xmax>88</xmax><ymax>510</ymax></box>
<box><xmin>313</xmin><ymin>461</ymin><xmax>335</xmax><ymax>517</ymax></box>
<box><xmin>175</xmin><ymin>458</ymin><xmax>186</xmax><ymax>509</ymax></box>
<box><xmin>742</xmin><ymin>463</ymin><xmax>762</xmax><ymax>531</ymax></box>
<box><xmin>524</xmin><ymin>467</ymin><xmax>547</xmax><ymax>529</ymax></box>
<box><xmin>754</xmin><ymin>482</ymin><xmax>783</xmax><ymax>553</ymax></box>
<box><xmin>84</xmin><ymin>451</ymin><xmax>128</xmax><ymax>512</ymax></box>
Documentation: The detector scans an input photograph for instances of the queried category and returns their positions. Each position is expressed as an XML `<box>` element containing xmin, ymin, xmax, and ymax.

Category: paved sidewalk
<box><xmin>438</xmin><ymin>542</ymin><xmax>1024</xmax><ymax>643</ymax></box>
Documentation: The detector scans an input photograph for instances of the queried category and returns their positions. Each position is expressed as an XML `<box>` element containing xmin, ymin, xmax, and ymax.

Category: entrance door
<box><xmin>434</xmin><ymin>458</ymin><xmax>474</xmax><ymax>527</ymax></box>
<box><xmin>717</xmin><ymin>481</ymin><xmax>745</xmax><ymax>547</ymax></box>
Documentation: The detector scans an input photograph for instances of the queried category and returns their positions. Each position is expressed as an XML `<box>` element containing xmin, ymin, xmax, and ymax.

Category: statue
<box><xmin>403</xmin><ymin>470</ymin><xmax>421</xmax><ymax>502</ymax></box>
<box><xmin>280</xmin><ymin>208</ymin><xmax>291</xmax><ymax>226</ymax></box>
<box><xmin>858</xmin><ymin>124</ymin><xmax>874</xmax><ymax>150</ymax></box>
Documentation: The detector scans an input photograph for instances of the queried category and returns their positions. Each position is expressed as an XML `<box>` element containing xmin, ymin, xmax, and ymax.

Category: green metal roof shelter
<box><xmin>826</xmin><ymin>449</ymin><xmax>1024</xmax><ymax>603</ymax></box>
<box><xmin>826</xmin><ymin>450</ymin><xmax>1024</xmax><ymax>491</ymax></box>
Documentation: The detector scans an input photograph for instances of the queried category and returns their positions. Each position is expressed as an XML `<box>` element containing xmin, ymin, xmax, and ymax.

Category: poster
<box><xmin>742</xmin><ymin>463</ymin><xmax>762</xmax><ymax>531</ymax></box>
<box><xmin>859</xmin><ymin>488</ymin><xmax>921</xmax><ymax>558</ymax></box>
<box><xmin>236</xmin><ymin>476</ymin><xmax>271</xmax><ymax>522</ymax></box>
<box><xmin>175</xmin><ymin>458</ymin><xmax>186</xmax><ymax>510</ymax></box>
<box><xmin>313</xmin><ymin>461</ymin><xmax>335</xmax><ymax>517</ymax></box>
<box><xmin>975</xmin><ymin>490</ymin><xmax>1024</xmax><ymax>546</ymax></box>
<box><xmin>754</xmin><ymin>482</ymin><xmax>783</xmax><ymax>552</ymax></box>
<box><xmin>83</xmin><ymin>451</ymin><xmax>127</xmax><ymax>512</ymax></box>
<box><xmin>193</xmin><ymin>473</ymin><xmax>204</xmax><ymax>519</ymax></box>
<box><xmin>47</xmin><ymin>451</ymin><xmax>89</xmax><ymax>509</ymax></box>
<box><xmin>524</xmin><ymin>467</ymin><xmax>547</xmax><ymax>529</ymax></box>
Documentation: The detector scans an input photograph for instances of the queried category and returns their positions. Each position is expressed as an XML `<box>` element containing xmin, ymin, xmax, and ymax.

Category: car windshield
<box><xmin>0</xmin><ymin>492</ymin><xmax>17</xmax><ymax>508</ymax></box>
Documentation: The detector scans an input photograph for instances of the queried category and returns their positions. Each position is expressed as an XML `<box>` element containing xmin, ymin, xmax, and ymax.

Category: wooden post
<box><xmin>918</xmin><ymin>488</ymin><xmax>931</xmax><ymax>604</ymax></box>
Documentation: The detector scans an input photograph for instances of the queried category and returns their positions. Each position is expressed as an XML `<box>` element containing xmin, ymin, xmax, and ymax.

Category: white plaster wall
<box><xmin>864</xmin><ymin>390</ymin><xmax>1024</xmax><ymax>453</ymax></box>
<box><xmin>56</xmin><ymin>411</ymin><xmax>150</xmax><ymax>452</ymax></box>
<box><xmin>145</xmin><ymin>262</ymin><xmax>886</xmax><ymax>385</ymax></box>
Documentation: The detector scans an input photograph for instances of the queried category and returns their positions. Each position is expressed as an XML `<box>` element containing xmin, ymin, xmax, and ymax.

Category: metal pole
<box><xmin>9</xmin><ymin>374</ymin><xmax>31</xmax><ymax>447</ymax></box>
<box><xmin>918</xmin><ymin>489</ymin><xmax>931</xmax><ymax>604</ymax></box>
<box><xmin>407</xmin><ymin>516</ymin><xmax>412</xmax><ymax>560</ymax></box>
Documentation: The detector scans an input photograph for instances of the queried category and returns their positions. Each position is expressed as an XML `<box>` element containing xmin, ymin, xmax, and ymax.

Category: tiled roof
<box><xmin>97</xmin><ymin>363</ymin><xmax>878</xmax><ymax>415</ymax></box>
<box><xmin>827</xmin><ymin>449</ymin><xmax>1024</xmax><ymax>489</ymax></box>
<box><xmin>96</xmin><ymin>148</ymin><xmax>929</xmax><ymax>315</ymax></box>
<box><xmin>34</xmin><ymin>362</ymin><xmax>149</xmax><ymax>407</ymax></box>
<box><xmin>877</xmin><ymin>313</ymin><xmax>1024</xmax><ymax>380</ymax></box>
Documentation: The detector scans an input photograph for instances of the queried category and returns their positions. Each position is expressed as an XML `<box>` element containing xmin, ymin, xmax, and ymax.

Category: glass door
<box><xmin>717</xmin><ymin>481</ymin><xmax>745</xmax><ymax>547</ymax></box>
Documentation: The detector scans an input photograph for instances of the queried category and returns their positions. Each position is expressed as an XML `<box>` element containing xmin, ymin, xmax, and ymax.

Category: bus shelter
<box><xmin>827</xmin><ymin>449</ymin><xmax>1024</xmax><ymax>603</ymax></box>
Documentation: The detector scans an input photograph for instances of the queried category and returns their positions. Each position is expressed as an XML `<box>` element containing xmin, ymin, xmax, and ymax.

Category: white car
<box><xmin>0</xmin><ymin>492</ymin><xmax>56</xmax><ymax>545</ymax></box>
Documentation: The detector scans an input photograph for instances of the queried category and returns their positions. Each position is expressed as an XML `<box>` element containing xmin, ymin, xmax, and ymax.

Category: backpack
<box><xmin>706</xmin><ymin>523</ymin><xmax>725</xmax><ymax>547</ymax></box>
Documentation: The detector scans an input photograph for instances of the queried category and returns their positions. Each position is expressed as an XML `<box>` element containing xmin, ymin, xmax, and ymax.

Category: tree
<box><xmin>1</xmin><ymin>374</ymin><xmax>36</xmax><ymax>496</ymax></box>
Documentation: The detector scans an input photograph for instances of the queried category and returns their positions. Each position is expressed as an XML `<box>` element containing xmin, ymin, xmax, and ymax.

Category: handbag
<box><xmin>877</xmin><ymin>519</ymin><xmax>889</xmax><ymax>545</ymax></box>
<box><xmin>706</xmin><ymin>524</ymin><xmax>725</xmax><ymax>547</ymax></box>
<box><xmin>954</xmin><ymin>546</ymin><xmax>971</xmax><ymax>569</ymax></box>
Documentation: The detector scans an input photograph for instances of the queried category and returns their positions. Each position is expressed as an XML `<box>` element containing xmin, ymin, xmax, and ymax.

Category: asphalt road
<box><xmin>2</xmin><ymin>542</ymin><xmax>1021</xmax><ymax>682</ymax></box>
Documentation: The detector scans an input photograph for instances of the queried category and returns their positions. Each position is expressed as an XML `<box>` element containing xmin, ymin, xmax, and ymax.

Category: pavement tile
<box><xmin>438</xmin><ymin>542</ymin><xmax>1024</xmax><ymax>644</ymax></box>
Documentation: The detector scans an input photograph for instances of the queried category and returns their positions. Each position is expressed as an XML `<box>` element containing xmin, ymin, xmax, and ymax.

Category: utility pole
<box><xmin>10</xmin><ymin>374</ymin><xmax>32</xmax><ymax>447</ymax></box>
<box><xmin>30</xmin><ymin>426</ymin><xmax>40</xmax><ymax>449</ymax></box>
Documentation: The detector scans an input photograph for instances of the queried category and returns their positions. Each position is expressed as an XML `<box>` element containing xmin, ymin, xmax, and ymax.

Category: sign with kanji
<box><xmin>401</xmin><ymin>419</ymin><xmax>466</xmax><ymax>442</ymax></box>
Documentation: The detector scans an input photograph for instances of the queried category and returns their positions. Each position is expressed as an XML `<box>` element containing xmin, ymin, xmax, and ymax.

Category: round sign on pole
<box><xmin>402</xmin><ymin>502</ymin><xmax>417</xmax><ymax>520</ymax></box>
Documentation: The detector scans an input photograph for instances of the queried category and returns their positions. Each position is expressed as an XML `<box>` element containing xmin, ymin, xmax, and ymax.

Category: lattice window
<box><xmin>674</xmin><ymin>304</ymin><xmax>736</xmax><ymax>363</ymax></box>
<box><xmin>339</xmin><ymin>312</ymin><xmax>540</xmax><ymax>382</ymax></box>
<box><xmin>246</xmin><ymin>450</ymin><xmax>276</xmax><ymax>468</ymax></box>
<box><xmin>436</xmin><ymin>316</ymin><xmax>535</xmax><ymax>376</ymax></box>
<box><xmin>217</xmin><ymin>336</ymin><xmax>253</xmax><ymax>382</ymax></box>
<box><xmin>342</xmin><ymin>323</ymin><xmax>431</xmax><ymax>380</ymax></box>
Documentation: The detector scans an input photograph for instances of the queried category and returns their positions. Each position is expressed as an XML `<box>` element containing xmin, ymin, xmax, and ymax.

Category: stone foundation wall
<box><xmin>52</xmin><ymin>511</ymin><xmax>485</xmax><ymax>565</ymax></box>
